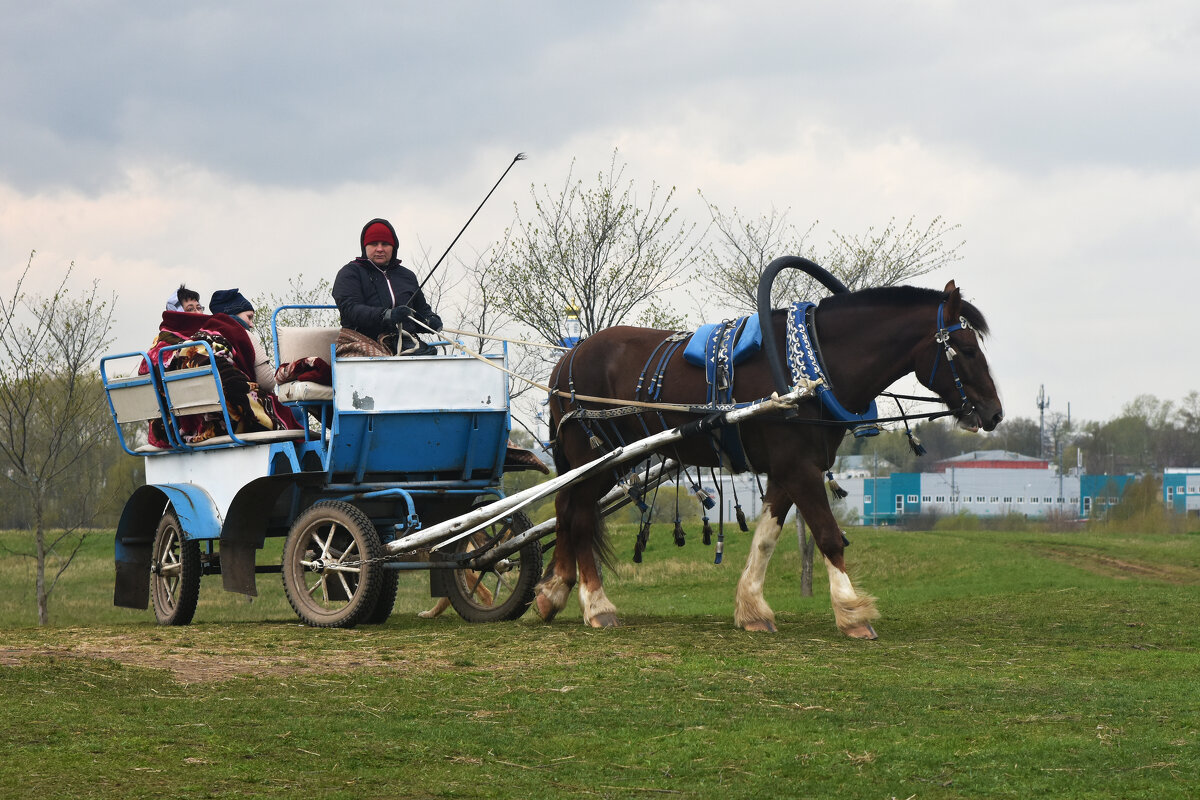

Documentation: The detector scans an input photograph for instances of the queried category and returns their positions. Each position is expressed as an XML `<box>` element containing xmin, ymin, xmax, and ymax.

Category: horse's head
<box><xmin>920</xmin><ymin>281</ymin><xmax>1004</xmax><ymax>432</ymax></box>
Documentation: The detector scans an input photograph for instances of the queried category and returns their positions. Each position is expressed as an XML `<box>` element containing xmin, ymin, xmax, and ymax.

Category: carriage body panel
<box><xmin>100</xmin><ymin>309</ymin><xmax>549</xmax><ymax>625</ymax></box>
<box><xmin>328</xmin><ymin>355</ymin><xmax>509</xmax><ymax>482</ymax></box>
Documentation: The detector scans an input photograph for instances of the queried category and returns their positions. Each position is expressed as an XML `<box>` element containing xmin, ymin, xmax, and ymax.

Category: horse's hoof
<box><xmin>416</xmin><ymin>610</ymin><xmax>435</xmax><ymax>619</ymax></box>
<box><xmin>741</xmin><ymin>619</ymin><xmax>777</xmax><ymax>633</ymax></box>
<box><xmin>843</xmin><ymin>623</ymin><xmax>878</xmax><ymax>640</ymax></box>
<box><xmin>535</xmin><ymin>594</ymin><xmax>560</xmax><ymax>622</ymax></box>
<box><xmin>587</xmin><ymin>612</ymin><xmax>620</xmax><ymax>628</ymax></box>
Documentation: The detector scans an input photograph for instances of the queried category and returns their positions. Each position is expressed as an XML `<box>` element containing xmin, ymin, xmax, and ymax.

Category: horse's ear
<box><xmin>943</xmin><ymin>280</ymin><xmax>961</xmax><ymax>319</ymax></box>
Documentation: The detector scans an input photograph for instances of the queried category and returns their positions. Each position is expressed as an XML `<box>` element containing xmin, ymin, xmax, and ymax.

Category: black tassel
<box><xmin>702</xmin><ymin>517</ymin><xmax>712</xmax><ymax>545</ymax></box>
<box><xmin>673</xmin><ymin>517</ymin><xmax>686</xmax><ymax>547</ymax></box>
<box><xmin>735</xmin><ymin>505</ymin><xmax>749</xmax><ymax>532</ymax></box>
<box><xmin>907</xmin><ymin>431</ymin><xmax>926</xmax><ymax>456</ymax></box>
<box><xmin>842</xmin><ymin>531</ymin><xmax>851</xmax><ymax>547</ymax></box>
<box><xmin>633</xmin><ymin>518</ymin><xmax>651</xmax><ymax>563</ymax></box>
<box><xmin>826</xmin><ymin>471</ymin><xmax>848</xmax><ymax>499</ymax></box>
<box><xmin>714</xmin><ymin>531</ymin><xmax>724</xmax><ymax>564</ymax></box>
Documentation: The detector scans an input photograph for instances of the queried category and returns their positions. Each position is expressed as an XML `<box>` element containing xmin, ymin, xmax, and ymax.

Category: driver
<box><xmin>331</xmin><ymin>217</ymin><xmax>442</xmax><ymax>354</ymax></box>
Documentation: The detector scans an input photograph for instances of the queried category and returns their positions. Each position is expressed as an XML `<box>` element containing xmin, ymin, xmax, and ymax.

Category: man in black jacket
<box><xmin>332</xmin><ymin>217</ymin><xmax>443</xmax><ymax>353</ymax></box>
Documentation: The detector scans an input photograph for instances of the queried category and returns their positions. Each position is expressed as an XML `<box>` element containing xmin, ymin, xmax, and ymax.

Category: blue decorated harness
<box><xmin>785</xmin><ymin>302</ymin><xmax>880</xmax><ymax>436</ymax></box>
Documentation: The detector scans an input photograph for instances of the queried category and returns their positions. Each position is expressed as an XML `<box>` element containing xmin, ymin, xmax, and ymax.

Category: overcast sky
<box><xmin>3</xmin><ymin>1</ymin><xmax>1197</xmax><ymax>427</ymax></box>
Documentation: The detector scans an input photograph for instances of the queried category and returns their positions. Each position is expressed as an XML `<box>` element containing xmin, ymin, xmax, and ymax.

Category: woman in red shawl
<box><xmin>146</xmin><ymin>292</ymin><xmax>298</xmax><ymax>447</ymax></box>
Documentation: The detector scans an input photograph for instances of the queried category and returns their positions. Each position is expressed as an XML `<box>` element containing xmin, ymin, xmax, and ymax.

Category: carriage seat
<box><xmin>133</xmin><ymin>428</ymin><xmax>305</xmax><ymax>453</ymax></box>
<box><xmin>274</xmin><ymin>326</ymin><xmax>340</xmax><ymax>403</ymax></box>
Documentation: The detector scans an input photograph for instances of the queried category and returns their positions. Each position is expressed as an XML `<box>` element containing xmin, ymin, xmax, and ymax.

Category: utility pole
<box><xmin>1036</xmin><ymin>385</ymin><xmax>1050</xmax><ymax>459</ymax></box>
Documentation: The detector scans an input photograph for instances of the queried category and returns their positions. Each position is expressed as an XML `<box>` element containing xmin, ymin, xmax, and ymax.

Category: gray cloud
<box><xmin>6</xmin><ymin>1</ymin><xmax>1196</xmax><ymax>196</ymax></box>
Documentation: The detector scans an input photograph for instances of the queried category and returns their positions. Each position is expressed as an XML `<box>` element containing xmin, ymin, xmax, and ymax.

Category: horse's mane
<box><xmin>816</xmin><ymin>285</ymin><xmax>990</xmax><ymax>337</ymax></box>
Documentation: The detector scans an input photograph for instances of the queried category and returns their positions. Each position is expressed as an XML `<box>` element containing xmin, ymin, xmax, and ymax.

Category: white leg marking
<box><xmin>538</xmin><ymin>574</ymin><xmax>571</xmax><ymax>613</ymax></box>
<box><xmin>578</xmin><ymin>582</ymin><xmax>617</xmax><ymax>627</ymax></box>
<box><xmin>734</xmin><ymin>505</ymin><xmax>784</xmax><ymax>630</ymax></box>
<box><xmin>417</xmin><ymin>597</ymin><xmax>450</xmax><ymax>618</ymax></box>
<box><xmin>824</xmin><ymin>553</ymin><xmax>879</xmax><ymax>631</ymax></box>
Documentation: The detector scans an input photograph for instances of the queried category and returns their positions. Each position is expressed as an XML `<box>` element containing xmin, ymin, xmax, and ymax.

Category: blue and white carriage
<box><xmin>100</xmin><ymin>306</ymin><xmax>544</xmax><ymax>628</ymax></box>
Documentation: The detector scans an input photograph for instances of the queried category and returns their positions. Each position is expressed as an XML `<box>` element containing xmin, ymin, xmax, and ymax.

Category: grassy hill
<box><xmin>2</xmin><ymin>524</ymin><xmax>1198</xmax><ymax>798</ymax></box>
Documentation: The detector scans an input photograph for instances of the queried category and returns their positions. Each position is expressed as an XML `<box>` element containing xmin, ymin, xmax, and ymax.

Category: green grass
<box><xmin>2</xmin><ymin>524</ymin><xmax>1198</xmax><ymax>799</ymax></box>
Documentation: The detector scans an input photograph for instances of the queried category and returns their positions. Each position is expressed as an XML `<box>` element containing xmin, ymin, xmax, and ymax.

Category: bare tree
<box><xmin>697</xmin><ymin>198</ymin><xmax>822</xmax><ymax>313</ymax></box>
<box><xmin>488</xmin><ymin>149</ymin><xmax>698</xmax><ymax>346</ymax></box>
<box><xmin>700</xmin><ymin>202</ymin><xmax>964</xmax><ymax>313</ymax></box>
<box><xmin>0</xmin><ymin>253</ymin><xmax>116</xmax><ymax>624</ymax></box>
<box><xmin>825</xmin><ymin>215</ymin><xmax>964</xmax><ymax>291</ymax></box>
<box><xmin>250</xmin><ymin>274</ymin><xmax>339</xmax><ymax>360</ymax></box>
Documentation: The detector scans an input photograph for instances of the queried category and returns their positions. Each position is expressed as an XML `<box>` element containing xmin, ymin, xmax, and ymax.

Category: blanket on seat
<box><xmin>274</xmin><ymin>356</ymin><xmax>332</xmax><ymax>386</ymax></box>
<box><xmin>146</xmin><ymin>311</ymin><xmax>300</xmax><ymax>447</ymax></box>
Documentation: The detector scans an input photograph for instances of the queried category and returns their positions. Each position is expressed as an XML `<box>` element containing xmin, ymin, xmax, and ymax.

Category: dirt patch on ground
<box><xmin>1035</xmin><ymin>547</ymin><xmax>1200</xmax><ymax>584</ymax></box>
<box><xmin>0</xmin><ymin>630</ymin><xmax>441</xmax><ymax>684</ymax></box>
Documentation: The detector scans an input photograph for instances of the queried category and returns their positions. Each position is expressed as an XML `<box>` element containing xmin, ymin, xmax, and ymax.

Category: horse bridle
<box><xmin>923</xmin><ymin>301</ymin><xmax>976</xmax><ymax>420</ymax></box>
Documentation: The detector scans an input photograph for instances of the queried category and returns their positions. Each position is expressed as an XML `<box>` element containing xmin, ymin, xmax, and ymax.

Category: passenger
<box><xmin>331</xmin><ymin>217</ymin><xmax>442</xmax><ymax>355</ymax></box>
<box><xmin>209</xmin><ymin>288</ymin><xmax>276</xmax><ymax>392</ymax></box>
<box><xmin>166</xmin><ymin>284</ymin><xmax>204</xmax><ymax>313</ymax></box>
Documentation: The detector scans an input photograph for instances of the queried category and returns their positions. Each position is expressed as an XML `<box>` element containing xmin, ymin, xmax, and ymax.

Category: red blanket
<box><xmin>146</xmin><ymin>312</ymin><xmax>299</xmax><ymax>447</ymax></box>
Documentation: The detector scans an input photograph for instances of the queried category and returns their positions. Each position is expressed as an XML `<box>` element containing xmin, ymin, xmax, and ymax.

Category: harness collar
<box><xmin>786</xmin><ymin>302</ymin><xmax>879</xmax><ymax>432</ymax></box>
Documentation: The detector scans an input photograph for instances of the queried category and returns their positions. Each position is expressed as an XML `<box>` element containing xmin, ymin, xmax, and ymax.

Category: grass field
<box><xmin>2</xmin><ymin>523</ymin><xmax>1198</xmax><ymax>799</ymax></box>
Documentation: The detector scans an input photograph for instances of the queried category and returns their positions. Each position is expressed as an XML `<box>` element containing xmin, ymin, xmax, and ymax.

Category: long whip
<box><xmin>417</xmin><ymin>152</ymin><xmax>527</xmax><ymax>292</ymax></box>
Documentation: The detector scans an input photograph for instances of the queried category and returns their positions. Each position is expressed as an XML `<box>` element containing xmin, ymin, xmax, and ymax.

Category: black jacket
<box><xmin>331</xmin><ymin>219</ymin><xmax>438</xmax><ymax>340</ymax></box>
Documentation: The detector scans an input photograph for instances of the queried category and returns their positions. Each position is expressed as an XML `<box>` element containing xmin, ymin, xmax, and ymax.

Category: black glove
<box><xmin>426</xmin><ymin>313</ymin><xmax>443</xmax><ymax>332</ymax></box>
<box><xmin>388</xmin><ymin>306</ymin><xmax>411</xmax><ymax>327</ymax></box>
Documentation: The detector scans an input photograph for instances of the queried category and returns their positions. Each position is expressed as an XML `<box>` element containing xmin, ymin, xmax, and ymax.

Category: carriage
<box><xmin>102</xmin><ymin>305</ymin><xmax>535</xmax><ymax>626</ymax></box>
<box><xmin>99</xmin><ymin>305</ymin><xmax>695</xmax><ymax>628</ymax></box>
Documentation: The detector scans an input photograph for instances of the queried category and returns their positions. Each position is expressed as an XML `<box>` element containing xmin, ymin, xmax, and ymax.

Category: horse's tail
<box><xmin>551</xmin><ymin>435</ymin><xmax>571</xmax><ymax>475</ymax></box>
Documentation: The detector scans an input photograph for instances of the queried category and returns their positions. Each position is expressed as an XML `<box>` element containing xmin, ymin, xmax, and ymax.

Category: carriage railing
<box><xmin>154</xmin><ymin>339</ymin><xmax>258</xmax><ymax>451</ymax></box>
<box><xmin>100</xmin><ymin>351</ymin><xmax>178</xmax><ymax>456</ymax></box>
<box><xmin>101</xmin><ymin>339</ymin><xmax>311</xmax><ymax>456</ymax></box>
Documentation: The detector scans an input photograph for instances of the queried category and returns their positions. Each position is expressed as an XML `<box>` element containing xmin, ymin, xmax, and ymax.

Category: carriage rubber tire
<box><xmin>282</xmin><ymin>501</ymin><xmax>384</xmax><ymax>629</ymax></box>
<box><xmin>445</xmin><ymin>510</ymin><xmax>541</xmax><ymax>623</ymax></box>
<box><xmin>151</xmin><ymin>511</ymin><xmax>201</xmax><ymax>626</ymax></box>
<box><xmin>362</xmin><ymin>569</ymin><xmax>399</xmax><ymax>625</ymax></box>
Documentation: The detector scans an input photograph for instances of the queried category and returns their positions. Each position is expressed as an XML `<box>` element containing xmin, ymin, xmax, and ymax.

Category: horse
<box><xmin>536</xmin><ymin>279</ymin><xmax>1003</xmax><ymax>638</ymax></box>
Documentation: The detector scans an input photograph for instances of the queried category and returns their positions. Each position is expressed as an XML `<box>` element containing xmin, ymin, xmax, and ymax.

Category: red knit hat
<box><xmin>363</xmin><ymin>222</ymin><xmax>396</xmax><ymax>247</ymax></box>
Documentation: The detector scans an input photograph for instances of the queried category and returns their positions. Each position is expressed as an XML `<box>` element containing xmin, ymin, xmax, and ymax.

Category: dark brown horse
<box><xmin>537</xmin><ymin>280</ymin><xmax>1003</xmax><ymax>638</ymax></box>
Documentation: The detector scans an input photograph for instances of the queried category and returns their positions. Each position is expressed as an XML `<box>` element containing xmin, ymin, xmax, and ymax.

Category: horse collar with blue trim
<box><xmin>786</xmin><ymin>302</ymin><xmax>880</xmax><ymax>433</ymax></box>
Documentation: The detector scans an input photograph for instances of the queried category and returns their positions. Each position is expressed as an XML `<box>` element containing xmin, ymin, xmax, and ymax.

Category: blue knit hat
<box><xmin>209</xmin><ymin>289</ymin><xmax>253</xmax><ymax>316</ymax></box>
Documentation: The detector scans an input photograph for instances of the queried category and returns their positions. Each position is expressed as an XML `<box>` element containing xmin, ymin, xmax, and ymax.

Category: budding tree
<box><xmin>699</xmin><ymin>200</ymin><xmax>963</xmax><ymax>313</ymax></box>
<box><xmin>0</xmin><ymin>254</ymin><xmax>116</xmax><ymax>624</ymax></box>
<box><xmin>487</xmin><ymin>150</ymin><xmax>697</xmax><ymax>347</ymax></box>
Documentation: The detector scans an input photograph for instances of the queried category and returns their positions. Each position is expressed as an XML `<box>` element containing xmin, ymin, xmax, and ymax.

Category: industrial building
<box><xmin>831</xmin><ymin>450</ymin><xmax>1135</xmax><ymax>526</ymax></box>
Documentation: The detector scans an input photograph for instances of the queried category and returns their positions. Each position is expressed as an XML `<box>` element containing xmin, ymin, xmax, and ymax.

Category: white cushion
<box><xmin>277</xmin><ymin>327</ymin><xmax>340</xmax><ymax>365</ymax></box>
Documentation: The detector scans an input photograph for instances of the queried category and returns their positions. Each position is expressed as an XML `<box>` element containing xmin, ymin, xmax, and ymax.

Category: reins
<box><xmin>409</xmin><ymin>296</ymin><xmax>967</xmax><ymax>431</ymax></box>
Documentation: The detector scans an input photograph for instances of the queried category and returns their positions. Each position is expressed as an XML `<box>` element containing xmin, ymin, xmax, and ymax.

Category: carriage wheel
<box><xmin>282</xmin><ymin>501</ymin><xmax>384</xmax><ymax>628</ymax></box>
<box><xmin>361</xmin><ymin>567</ymin><xmax>399</xmax><ymax>625</ymax></box>
<box><xmin>151</xmin><ymin>511</ymin><xmax>201</xmax><ymax>626</ymax></box>
<box><xmin>445</xmin><ymin>510</ymin><xmax>541</xmax><ymax>623</ymax></box>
